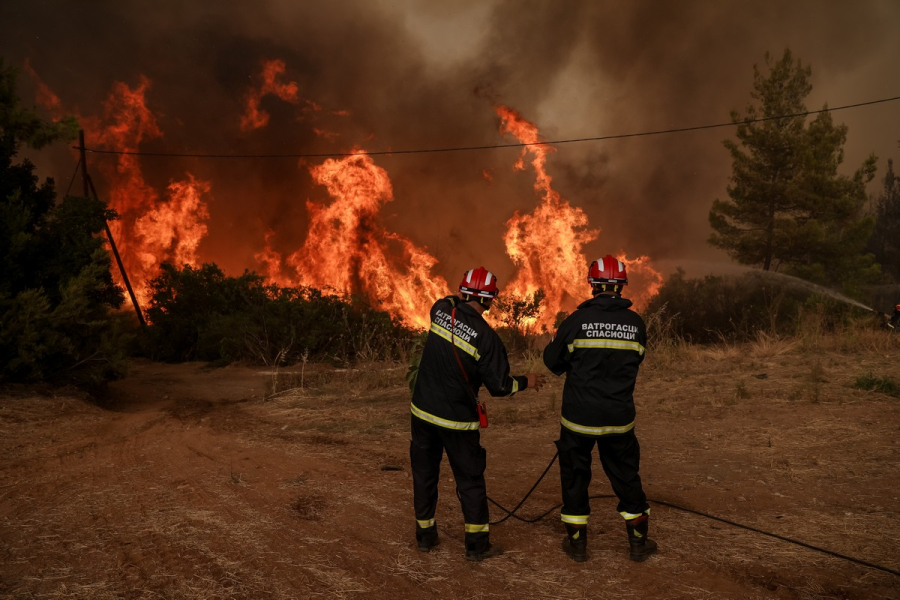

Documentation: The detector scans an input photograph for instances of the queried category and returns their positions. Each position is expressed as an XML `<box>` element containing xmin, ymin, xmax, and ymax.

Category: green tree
<box><xmin>0</xmin><ymin>58</ymin><xmax>128</xmax><ymax>385</ymax></box>
<box><xmin>709</xmin><ymin>49</ymin><xmax>878</xmax><ymax>288</ymax></box>
<box><xmin>867</xmin><ymin>157</ymin><xmax>900</xmax><ymax>282</ymax></box>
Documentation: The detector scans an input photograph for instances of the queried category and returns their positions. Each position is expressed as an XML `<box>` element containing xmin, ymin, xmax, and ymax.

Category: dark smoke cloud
<box><xmin>2</xmin><ymin>0</ymin><xmax>898</xmax><ymax>286</ymax></box>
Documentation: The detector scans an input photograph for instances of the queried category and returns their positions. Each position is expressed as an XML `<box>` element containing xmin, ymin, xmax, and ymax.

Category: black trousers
<box><xmin>556</xmin><ymin>426</ymin><xmax>649</xmax><ymax>524</ymax></box>
<box><xmin>410</xmin><ymin>416</ymin><xmax>490</xmax><ymax>551</ymax></box>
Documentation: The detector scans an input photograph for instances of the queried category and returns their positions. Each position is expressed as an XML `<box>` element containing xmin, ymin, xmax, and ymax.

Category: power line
<box><xmin>75</xmin><ymin>95</ymin><xmax>900</xmax><ymax>160</ymax></box>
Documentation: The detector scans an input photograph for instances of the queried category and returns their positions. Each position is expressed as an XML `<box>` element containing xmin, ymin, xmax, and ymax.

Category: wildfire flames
<box><xmin>281</xmin><ymin>152</ymin><xmax>449</xmax><ymax>330</ymax></box>
<box><xmin>84</xmin><ymin>78</ymin><xmax>212</xmax><ymax>307</ymax></box>
<box><xmin>496</xmin><ymin>106</ymin><xmax>662</xmax><ymax>327</ymax></box>
<box><xmin>27</xmin><ymin>60</ymin><xmax>661</xmax><ymax>330</ymax></box>
<box><xmin>241</xmin><ymin>59</ymin><xmax>302</xmax><ymax>131</ymax></box>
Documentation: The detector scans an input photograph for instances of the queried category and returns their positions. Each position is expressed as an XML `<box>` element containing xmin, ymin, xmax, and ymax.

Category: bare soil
<box><xmin>1</xmin><ymin>336</ymin><xmax>899</xmax><ymax>599</ymax></box>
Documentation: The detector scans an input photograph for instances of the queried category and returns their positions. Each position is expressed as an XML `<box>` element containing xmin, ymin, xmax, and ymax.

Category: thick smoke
<box><xmin>2</xmin><ymin>0</ymin><xmax>898</xmax><ymax>290</ymax></box>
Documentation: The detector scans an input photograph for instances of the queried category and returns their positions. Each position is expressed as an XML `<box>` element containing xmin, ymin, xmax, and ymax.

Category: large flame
<box><xmin>496</xmin><ymin>105</ymin><xmax>597</xmax><ymax>326</ymax></box>
<box><xmin>279</xmin><ymin>152</ymin><xmax>447</xmax><ymax>329</ymax></box>
<box><xmin>26</xmin><ymin>58</ymin><xmax>661</xmax><ymax>331</ymax></box>
<box><xmin>496</xmin><ymin>105</ymin><xmax>661</xmax><ymax>325</ymax></box>
<box><xmin>86</xmin><ymin>79</ymin><xmax>212</xmax><ymax>306</ymax></box>
<box><xmin>134</xmin><ymin>176</ymin><xmax>210</xmax><ymax>272</ymax></box>
<box><xmin>27</xmin><ymin>66</ymin><xmax>213</xmax><ymax>307</ymax></box>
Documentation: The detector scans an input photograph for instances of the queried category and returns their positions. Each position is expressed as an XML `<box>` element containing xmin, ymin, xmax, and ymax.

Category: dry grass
<box><xmin>2</xmin><ymin>329</ymin><xmax>900</xmax><ymax>599</ymax></box>
<box><xmin>748</xmin><ymin>330</ymin><xmax>799</xmax><ymax>357</ymax></box>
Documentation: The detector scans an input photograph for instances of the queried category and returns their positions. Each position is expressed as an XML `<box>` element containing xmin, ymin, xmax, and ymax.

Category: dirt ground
<box><xmin>1</xmin><ymin>333</ymin><xmax>899</xmax><ymax>599</ymax></box>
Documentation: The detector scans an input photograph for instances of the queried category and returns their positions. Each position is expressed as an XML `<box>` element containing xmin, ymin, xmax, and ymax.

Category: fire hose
<box><xmin>484</xmin><ymin>450</ymin><xmax>900</xmax><ymax>578</ymax></box>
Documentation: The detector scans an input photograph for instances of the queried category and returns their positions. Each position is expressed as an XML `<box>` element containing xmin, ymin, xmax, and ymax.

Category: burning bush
<box><xmin>491</xmin><ymin>288</ymin><xmax>547</xmax><ymax>352</ymax></box>
<box><xmin>141</xmin><ymin>263</ymin><xmax>415</xmax><ymax>365</ymax></box>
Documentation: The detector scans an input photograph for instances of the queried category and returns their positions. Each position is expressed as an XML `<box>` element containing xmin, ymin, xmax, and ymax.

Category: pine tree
<box><xmin>709</xmin><ymin>49</ymin><xmax>878</xmax><ymax>288</ymax></box>
<box><xmin>867</xmin><ymin>157</ymin><xmax>900</xmax><ymax>282</ymax></box>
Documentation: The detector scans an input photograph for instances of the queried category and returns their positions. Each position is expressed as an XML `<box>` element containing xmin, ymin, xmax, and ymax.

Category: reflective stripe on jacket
<box><xmin>543</xmin><ymin>294</ymin><xmax>646</xmax><ymax>435</ymax></box>
<box><xmin>412</xmin><ymin>295</ymin><xmax>526</xmax><ymax>429</ymax></box>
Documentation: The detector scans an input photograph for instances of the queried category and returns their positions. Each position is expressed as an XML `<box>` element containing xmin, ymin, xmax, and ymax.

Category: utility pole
<box><xmin>78</xmin><ymin>130</ymin><xmax>147</xmax><ymax>327</ymax></box>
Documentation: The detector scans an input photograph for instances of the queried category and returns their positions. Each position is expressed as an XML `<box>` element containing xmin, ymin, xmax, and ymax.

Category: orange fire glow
<box><xmin>496</xmin><ymin>105</ymin><xmax>661</xmax><ymax>325</ymax></box>
<box><xmin>134</xmin><ymin>175</ymin><xmax>211</xmax><ymax>273</ymax></box>
<box><xmin>240</xmin><ymin>59</ymin><xmax>301</xmax><ymax>131</ymax></box>
<box><xmin>85</xmin><ymin>78</ymin><xmax>211</xmax><ymax>306</ymax></box>
<box><xmin>620</xmin><ymin>255</ymin><xmax>664</xmax><ymax>307</ymax></box>
<box><xmin>26</xmin><ymin>72</ymin><xmax>213</xmax><ymax>308</ymax></box>
<box><xmin>22</xmin><ymin>59</ymin><xmax>63</xmax><ymax>117</ymax></box>
<box><xmin>496</xmin><ymin>105</ymin><xmax>597</xmax><ymax>326</ymax></box>
<box><xmin>279</xmin><ymin>152</ymin><xmax>447</xmax><ymax>329</ymax></box>
<box><xmin>255</xmin><ymin>230</ymin><xmax>286</xmax><ymax>283</ymax></box>
<box><xmin>28</xmin><ymin>56</ymin><xmax>661</xmax><ymax>331</ymax></box>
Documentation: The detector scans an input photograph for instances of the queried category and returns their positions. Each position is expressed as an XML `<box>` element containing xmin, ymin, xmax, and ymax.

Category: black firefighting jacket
<box><xmin>543</xmin><ymin>294</ymin><xmax>646</xmax><ymax>436</ymax></box>
<box><xmin>411</xmin><ymin>295</ymin><xmax>528</xmax><ymax>430</ymax></box>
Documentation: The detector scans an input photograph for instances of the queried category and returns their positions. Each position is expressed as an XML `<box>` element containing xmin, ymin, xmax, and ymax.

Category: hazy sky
<box><xmin>2</xmin><ymin>0</ymin><xmax>898</xmax><ymax>283</ymax></box>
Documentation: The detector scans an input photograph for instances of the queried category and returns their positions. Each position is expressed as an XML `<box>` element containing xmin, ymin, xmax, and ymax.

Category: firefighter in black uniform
<box><xmin>890</xmin><ymin>304</ymin><xmax>900</xmax><ymax>331</ymax></box>
<box><xmin>410</xmin><ymin>267</ymin><xmax>544</xmax><ymax>561</ymax></box>
<box><xmin>543</xmin><ymin>255</ymin><xmax>657</xmax><ymax>563</ymax></box>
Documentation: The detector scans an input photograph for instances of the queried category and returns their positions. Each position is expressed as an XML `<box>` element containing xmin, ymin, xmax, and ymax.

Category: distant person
<box><xmin>543</xmin><ymin>255</ymin><xmax>657</xmax><ymax>563</ymax></box>
<box><xmin>410</xmin><ymin>267</ymin><xmax>545</xmax><ymax>561</ymax></box>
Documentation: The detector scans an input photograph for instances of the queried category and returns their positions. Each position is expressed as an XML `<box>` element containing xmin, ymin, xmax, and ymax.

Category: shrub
<box><xmin>644</xmin><ymin>268</ymin><xmax>875</xmax><ymax>343</ymax></box>
<box><xmin>492</xmin><ymin>289</ymin><xmax>546</xmax><ymax>352</ymax></box>
<box><xmin>852</xmin><ymin>373</ymin><xmax>899</xmax><ymax>398</ymax></box>
<box><xmin>141</xmin><ymin>263</ymin><xmax>415</xmax><ymax>365</ymax></box>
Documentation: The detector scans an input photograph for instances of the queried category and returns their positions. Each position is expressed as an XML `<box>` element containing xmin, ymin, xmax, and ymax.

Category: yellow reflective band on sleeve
<box><xmin>507</xmin><ymin>378</ymin><xmax>519</xmax><ymax>396</ymax></box>
<box><xmin>430</xmin><ymin>323</ymin><xmax>481</xmax><ymax>360</ymax></box>
<box><xmin>567</xmin><ymin>338</ymin><xmax>645</xmax><ymax>355</ymax></box>
<box><xmin>417</xmin><ymin>518</ymin><xmax>436</xmax><ymax>529</ymax></box>
<box><xmin>561</xmin><ymin>416</ymin><xmax>635</xmax><ymax>436</ymax></box>
<box><xmin>561</xmin><ymin>513</ymin><xmax>590</xmax><ymax>525</ymax></box>
<box><xmin>411</xmin><ymin>403</ymin><xmax>480</xmax><ymax>431</ymax></box>
<box><xmin>465</xmin><ymin>523</ymin><xmax>490</xmax><ymax>533</ymax></box>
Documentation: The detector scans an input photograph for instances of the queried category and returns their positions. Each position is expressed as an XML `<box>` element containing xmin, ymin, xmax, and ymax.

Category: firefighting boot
<box><xmin>416</xmin><ymin>522</ymin><xmax>440</xmax><ymax>553</ymax></box>
<box><xmin>625</xmin><ymin>514</ymin><xmax>657</xmax><ymax>562</ymax></box>
<box><xmin>417</xmin><ymin>533</ymin><xmax>440</xmax><ymax>553</ymax></box>
<box><xmin>561</xmin><ymin>524</ymin><xmax>587</xmax><ymax>562</ymax></box>
<box><xmin>465</xmin><ymin>541</ymin><xmax>504</xmax><ymax>562</ymax></box>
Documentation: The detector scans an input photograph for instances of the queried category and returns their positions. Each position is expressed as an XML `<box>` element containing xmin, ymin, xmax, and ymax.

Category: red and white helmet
<box><xmin>588</xmin><ymin>255</ymin><xmax>627</xmax><ymax>286</ymax></box>
<box><xmin>459</xmin><ymin>267</ymin><xmax>499</xmax><ymax>299</ymax></box>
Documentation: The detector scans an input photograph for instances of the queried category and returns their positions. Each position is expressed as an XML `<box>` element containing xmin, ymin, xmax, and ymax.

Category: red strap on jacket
<box><xmin>451</xmin><ymin>307</ymin><xmax>488</xmax><ymax>428</ymax></box>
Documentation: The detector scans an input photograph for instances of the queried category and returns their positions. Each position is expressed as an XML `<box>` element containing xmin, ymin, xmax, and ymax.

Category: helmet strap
<box><xmin>462</xmin><ymin>292</ymin><xmax>493</xmax><ymax>302</ymax></box>
<box><xmin>592</xmin><ymin>284</ymin><xmax>622</xmax><ymax>296</ymax></box>
<box><xmin>460</xmin><ymin>293</ymin><xmax>492</xmax><ymax>312</ymax></box>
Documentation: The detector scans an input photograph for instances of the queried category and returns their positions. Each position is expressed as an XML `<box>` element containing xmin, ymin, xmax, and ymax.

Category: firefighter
<box><xmin>543</xmin><ymin>255</ymin><xmax>657</xmax><ymax>563</ymax></box>
<box><xmin>410</xmin><ymin>267</ymin><xmax>545</xmax><ymax>561</ymax></box>
<box><xmin>890</xmin><ymin>304</ymin><xmax>900</xmax><ymax>331</ymax></box>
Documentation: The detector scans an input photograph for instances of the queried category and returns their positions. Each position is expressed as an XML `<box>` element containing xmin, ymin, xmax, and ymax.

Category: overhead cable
<box><xmin>75</xmin><ymin>95</ymin><xmax>900</xmax><ymax>160</ymax></box>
